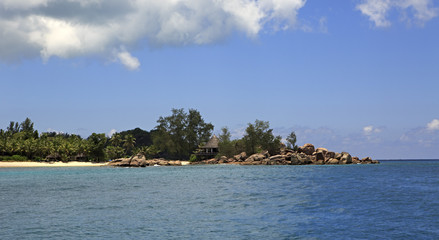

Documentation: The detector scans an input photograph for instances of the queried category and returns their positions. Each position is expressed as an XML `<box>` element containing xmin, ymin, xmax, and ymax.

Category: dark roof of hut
<box><xmin>201</xmin><ymin>135</ymin><xmax>219</xmax><ymax>149</ymax></box>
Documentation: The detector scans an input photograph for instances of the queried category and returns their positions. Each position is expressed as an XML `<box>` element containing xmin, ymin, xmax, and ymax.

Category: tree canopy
<box><xmin>243</xmin><ymin>120</ymin><xmax>282</xmax><ymax>156</ymax></box>
<box><xmin>152</xmin><ymin>108</ymin><xmax>214</xmax><ymax>159</ymax></box>
<box><xmin>1</xmin><ymin>112</ymin><xmax>297</xmax><ymax>162</ymax></box>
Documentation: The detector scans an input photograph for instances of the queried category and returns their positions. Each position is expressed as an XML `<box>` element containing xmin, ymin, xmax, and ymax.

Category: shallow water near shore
<box><xmin>1</xmin><ymin>161</ymin><xmax>439</xmax><ymax>239</ymax></box>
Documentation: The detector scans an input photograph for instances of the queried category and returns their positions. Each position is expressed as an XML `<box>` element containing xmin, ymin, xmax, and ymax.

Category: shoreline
<box><xmin>0</xmin><ymin>161</ymin><xmax>108</xmax><ymax>168</ymax></box>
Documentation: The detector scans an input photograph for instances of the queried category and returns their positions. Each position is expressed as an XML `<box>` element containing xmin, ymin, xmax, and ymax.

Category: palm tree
<box><xmin>123</xmin><ymin>134</ymin><xmax>136</xmax><ymax>155</ymax></box>
<box><xmin>110</xmin><ymin>133</ymin><xmax>122</xmax><ymax>147</ymax></box>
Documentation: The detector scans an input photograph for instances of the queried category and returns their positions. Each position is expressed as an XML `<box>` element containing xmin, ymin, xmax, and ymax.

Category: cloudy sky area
<box><xmin>1</xmin><ymin>0</ymin><xmax>438</xmax><ymax>159</ymax></box>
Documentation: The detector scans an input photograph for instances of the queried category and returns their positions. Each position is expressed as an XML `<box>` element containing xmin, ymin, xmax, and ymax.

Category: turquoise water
<box><xmin>1</xmin><ymin>161</ymin><xmax>439</xmax><ymax>239</ymax></box>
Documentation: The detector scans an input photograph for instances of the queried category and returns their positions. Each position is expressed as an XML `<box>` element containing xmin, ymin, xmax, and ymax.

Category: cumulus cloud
<box><xmin>363</xmin><ymin>125</ymin><xmax>382</xmax><ymax>135</ymax></box>
<box><xmin>116</xmin><ymin>50</ymin><xmax>140</xmax><ymax>70</ymax></box>
<box><xmin>0</xmin><ymin>0</ymin><xmax>306</xmax><ymax>69</ymax></box>
<box><xmin>356</xmin><ymin>0</ymin><xmax>438</xmax><ymax>27</ymax></box>
<box><xmin>427</xmin><ymin>119</ymin><xmax>439</xmax><ymax>131</ymax></box>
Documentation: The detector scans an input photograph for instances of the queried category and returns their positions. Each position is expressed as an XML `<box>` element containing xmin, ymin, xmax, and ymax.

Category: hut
<box><xmin>73</xmin><ymin>153</ymin><xmax>88</xmax><ymax>162</ymax></box>
<box><xmin>45</xmin><ymin>153</ymin><xmax>61</xmax><ymax>162</ymax></box>
<box><xmin>196</xmin><ymin>135</ymin><xmax>219</xmax><ymax>157</ymax></box>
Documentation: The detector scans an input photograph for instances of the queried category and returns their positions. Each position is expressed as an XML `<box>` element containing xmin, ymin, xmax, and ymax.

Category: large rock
<box><xmin>268</xmin><ymin>155</ymin><xmax>286</xmax><ymax>164</ymax></box>
<box><xmin>234</xmin><ymin>152</ymin><xmax>247</xmax><ymax>162</ymax></box>
<box><xmin>352</xmin><ymin>157</ymin><xmax>360</xmax><ymax>164</ymax></box>
<box><xmin>327</xmin><ymin>158</ymin><xmax>339</xmax><ymax>164</ymax></box>
<box><xmin>315</xmin><ymin>152</ymin><xmax>325</xmax><ymax>161</ymax></box>
<box><xmin>315</xmin><ymin>147</ymin><xmax>328</xmax><ymax>155</ymax></box>
<box><xmin>246</xmin><ymin>153</ymin><xmax>266</xmax><ymax>162</ymax></box>
<box><xmin>281</xmin><ymin>148</ymin><xmax>295</xmax><ymax>155</ymax></box>
<box><xmin>168</xmin><ymin>160</ymin><xmax>182</xmax><ymax>166</ymax></box>
<box><xmin>290</xmin><ymin>154</ymin><xmax>301</xmax><ymax>165</ymax></box>
<box><xmin>360</xmin><ymin>157</ymin><xmax>379</xmax><ymax>164</ymax></box>
<box><xmin>108</xmin><ymin>158</ymin><xmax>130</xmax><ymax>167</ymax></box>
<box><xmin>326</xmin><ymin>151</ymin><xmax>335</xmax><ymax>159</ymax></box>
<box><xmin>315</xmin><ymin>160</ymin><xmax>324</xmax><ymax>165</ymax></box>
<box><xmin>269</xmin><ymin>155</ymin><xmax>284</xmax><ymax>161</ymax></box>
<box><xmin>340</xmin><ymin>152</ymin><xmax>352</xmax><ymax>164</ymax></box>
<box><xmin>130</xmin><ymin>154</ymin><xmax>147</xmax><ymax>167</ymax></box>
<box><xmin>206</xmin><ymin>158</ymin><xmax>218</xmax><ymax>164</ymax></box>
<box><xmin>218</xmin><ymin>156</ymin><xmax>228</xmax><ymax>164</ymax></box>
<box><xmin>334</xmin><ymin>152</ymin><xmax>343</xmax><ymax>160</ymax></box>
<box><xmin>298</xmin><ymin>143</ymin><xmax>315</xmax><ymax>155</ymax></box>
<box><xmin>297</xmin><ymin>153</ymin><xmax>312</xmax><ymax>164</ymax></box>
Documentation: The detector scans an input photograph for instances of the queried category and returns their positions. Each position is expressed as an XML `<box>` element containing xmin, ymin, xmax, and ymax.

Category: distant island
<box><xmin>0</xmin><ymin>109</ymin><xmax>378</xmax><ymax>167</ymax></box>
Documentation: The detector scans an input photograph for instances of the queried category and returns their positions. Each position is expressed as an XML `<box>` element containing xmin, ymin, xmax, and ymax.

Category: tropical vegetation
<box><xmin>0</xmin><ymin>109</ymin><xmax>297</xmax><ymax>162</ymax></box>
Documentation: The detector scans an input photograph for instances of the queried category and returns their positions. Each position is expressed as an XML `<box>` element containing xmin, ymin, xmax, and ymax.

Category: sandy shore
<box><xmin>0</xmin><ymin>161</ymin><xmax>108</xmax><ymax>168</ymax></box>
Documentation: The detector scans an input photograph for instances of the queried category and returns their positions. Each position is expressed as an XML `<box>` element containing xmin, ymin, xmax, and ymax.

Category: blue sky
<box><xmin>1</xmin><ymin>0</ymin><xmax>438</xmax><ymax>159</ymax></box>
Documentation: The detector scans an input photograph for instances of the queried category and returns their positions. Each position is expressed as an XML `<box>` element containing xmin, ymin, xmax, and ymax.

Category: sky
<box><xmin>1</xmin><ymin>0</ymin><xmax>438</xmax><ymax>159</ymax></box>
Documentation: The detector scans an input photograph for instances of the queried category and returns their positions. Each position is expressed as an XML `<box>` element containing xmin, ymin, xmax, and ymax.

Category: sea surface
<box><xmin>1</xmin><ymin>161</ymin><xmax>439</xmax><ymax>239</ymax></box>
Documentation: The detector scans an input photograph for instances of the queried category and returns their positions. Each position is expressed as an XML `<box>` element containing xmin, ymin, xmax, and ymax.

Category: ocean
<box><xmin>1</xmin><ymin>161</ymin><xmax>438</xmax><ymax>239</ymax></box>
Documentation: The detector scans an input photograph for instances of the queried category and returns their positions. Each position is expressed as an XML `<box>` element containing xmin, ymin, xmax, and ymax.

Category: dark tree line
<box><xmin>216</xmin><ymin>120</ymin><xmax>296</xmax><ymax>158</ymax></box>
<box><xmin>1</xmin><ymin>110</ymin><xmax>297</xmax><ymax>162</ymax></box>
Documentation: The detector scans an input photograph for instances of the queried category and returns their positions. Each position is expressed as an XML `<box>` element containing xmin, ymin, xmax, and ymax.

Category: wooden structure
<box><xmin>196</xmin><ymin>135</ymin><xmax>219</xmax><ymax>157</ymax></box>
<box><xmin>73</xmin><ymin>153</ymin><xmax>88</xmax><ymax>162</ymax></box>
<box><xmin>45</xmin><ymin>153</ymin><xmax>61</xmax><ymax>162</ymax></box>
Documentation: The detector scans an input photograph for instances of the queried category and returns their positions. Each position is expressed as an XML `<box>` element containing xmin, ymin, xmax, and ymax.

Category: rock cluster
<box><xmin>109</xmin><ymin>144</ymin><xmax>379</xmax><ymax>167</ymax></box>
<box><xmin>197</xmin><ymin>143</ymin><xmax>379</xmax><ymax>165</ymax></box>
<box><xmin>108</xmin><ymin>154</ymin><xmax>184</xmax><ymax>167</ymax></box>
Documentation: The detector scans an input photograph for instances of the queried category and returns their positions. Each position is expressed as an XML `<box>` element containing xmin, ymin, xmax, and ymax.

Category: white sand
<box><xmin>0</xmin><ymin>161</ymin><xmax>108</xmax><ymax>168</ymax></box>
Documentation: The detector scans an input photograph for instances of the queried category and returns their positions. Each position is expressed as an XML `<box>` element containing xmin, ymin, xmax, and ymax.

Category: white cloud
<box><xmin>116</xmin><ymin>50</ymin><xmax>140</xmax><ymax>70</ymax></box>
<box><xmin>356</xmin><ymin>0</ymin><xmax>438</xmax><ymax>27</ymax></box>
<box><xmin>0</xmin><ymin>0</ymin><xmax>307</xmax><ymax>68</ymax></box>
<box><xmin>356</xmin><ymin>0</ymin><xmax>392</xmax><ymax>27</ymax></box>
<box><xmin>427</xmin><ymin>119</ymin><xmax>439</xmax><ymax>131</ymax></box>
<box><xmin>363</xmin><ymin>125</ymin><xmax>382</xmax><ymax>135</ymax></box>
<box><xmin>107</xmin><ymin>129</ymin><xmax>117</xmax><ymax>137</ymax></box>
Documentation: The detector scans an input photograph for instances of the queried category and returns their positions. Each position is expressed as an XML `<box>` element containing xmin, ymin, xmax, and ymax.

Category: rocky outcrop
<box><xmin>327</xmin><ymin>158</ymin><xmax>339</xmax><ymax>164</ymax></box>
<box><xmin>109</xmin><ymin>144</ymin><xmax>379</xmax><ymax>167</ymax></box>
<box><xmin>340</xmin><ymin>152</ymin><xmax>352</xmax><ymax>164</ymax></box>
<box><xmin>109</xmin><ymin>154</ymin><xmax>186</xmax><ymax>167</ymax></box>
<box><xmin>196</xmin><ymin>143</ymin><xmax>378</xmax><ymax>166</ymax></box>
<box><xmin>234</xmin><ymin>152</ymin><xmax>247</xmax><ymax>162</ymax></box>
<box><xmin>298</xmin><ymin>143</ymin><xmax>315</xmax><ymax>155</ymax></box>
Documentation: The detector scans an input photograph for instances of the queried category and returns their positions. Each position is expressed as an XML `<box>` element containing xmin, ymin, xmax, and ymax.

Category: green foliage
<box><xmin>119</xmin><ymin>128</ymin><xmax>152</xmax><ymax>148</ymax></box>
<box><xmin>286</xmin><ymin>131</ymin><xmax>298</xmax><ymax>151</ymax></box>
<box><xmin>109</xmin><ymin>132</ymin><xmax>122</xmax><ymax>147</ymax></box>
<box><xmin>189</xmin><ymin>154</ymin><xmax>198</xmax><ymax>162</ymax></box>
<box><xmin>0</xmin><ymin>155</ymin><xmax>28</xmax><ymax>161</ymax></box>
<box><xmin>105</xmin><ymin>146</ymin><xmax>125</xmax><ymax>160</ymax></box>
<box><xmin>0</xmin><ymin>115</ymin><xmax>298</xmax><ymax>162</ymax></box>
<box><xmin>122</xmin><ymin>134</ymin><xmax>136</xmax><ymax>155</ymax></box>
<box><xmin>232</xmin><ymin>139</ymin><xmax>246</xmax><ymax>155</ymax></box>
<box><xmin>87</xmin><ymin>133</ymin><xmax>107</xmax><ymax>162</ymax></box>
<box><xmin>136</xmin><ymin>145</ymin><xmax>160</xmax><ymax>159</ymax></box>
<box><xmin>218</xmin><ymin>127</ymin><xmax>234</xmax><ymax>158</ymax></box>
<box><xmin>243</xmin><ymin>120</ymin><xmax>282</xmax><ymax>155</ymax></box>
<box><xmin>153</xmin><ymin>108</ymin><xmax>214</xmax><ymax>160</ymax></box>
<box><xmin>7</xmin><ymin>121</ymin><xmax>20</xmax><ymax>135</ymax></box>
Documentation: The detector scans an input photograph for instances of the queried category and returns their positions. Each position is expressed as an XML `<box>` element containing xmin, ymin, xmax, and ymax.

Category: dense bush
<box><xmin>0</xmin><ymin>155</ymin><xmax>28</xmax><ymax>161</ymax></box>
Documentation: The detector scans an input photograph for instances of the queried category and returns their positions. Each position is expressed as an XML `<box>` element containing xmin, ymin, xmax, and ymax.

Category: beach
<box><xmin>0</xmin><ymin>161</ymin><xmax>108</xmax><ymax>168</ymax></box>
